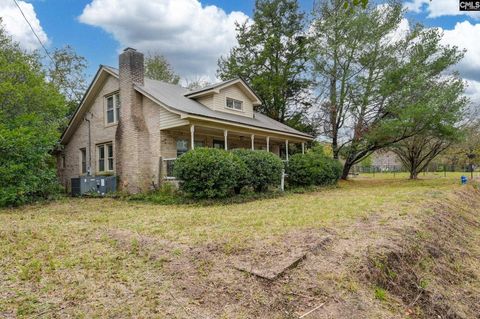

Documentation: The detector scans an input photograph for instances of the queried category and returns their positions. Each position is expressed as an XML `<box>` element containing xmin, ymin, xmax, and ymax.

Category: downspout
<box><xmin>84</xmin><ymin>113</ymin><xmax>92</xmax><ymax>175</ymax></box>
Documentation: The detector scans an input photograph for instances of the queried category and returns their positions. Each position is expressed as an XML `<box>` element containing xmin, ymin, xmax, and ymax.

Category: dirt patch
<box><xmin>361</xmin><ymin>189</ymin><xmax>480</xmax><ymax>319</ymax></box>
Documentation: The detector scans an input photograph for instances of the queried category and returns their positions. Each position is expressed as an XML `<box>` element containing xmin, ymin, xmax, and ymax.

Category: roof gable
<box><xmin>184</xmin><ymin>78</ymin><xmax>262</xmax><ymax>106</ymax></box>
<box><xmin>60</xmin><ymin>66</ymin><xmax>118</xmax><ymax>144</ymax></box>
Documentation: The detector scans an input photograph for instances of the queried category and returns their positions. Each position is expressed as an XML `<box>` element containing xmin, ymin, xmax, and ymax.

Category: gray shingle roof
<box><xmin>104</xmin><ymin>66</ymin><xmax>312</xmax><ymax>139</ymax></box>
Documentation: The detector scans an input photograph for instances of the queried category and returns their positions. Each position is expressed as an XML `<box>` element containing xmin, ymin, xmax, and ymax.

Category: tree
<box><xmin>0</xmin><ymin>21</ymin><xmax>67</xmax><ymax>206</ymax></box>
<box><xmin>391</xmin><ymin>80</ymin><xmax>466</xmax><ymax>179</ymax></box>
<box><xmin>144</xmin><ymin>53</ymin><xmax>180</xmax><ymax>84</ymax></box>
<box><xmin>184</xmin><ymin>75</ymin><xmax>211</xmax><ymax>91</ymax></box>
<box><xmin>311</xmin><ymin>1</ymin><xmax>465</xmax><ymax>179</ymax></box>
<box><xmin>46</xmin><ymin>45</ymin><xmax>88</xmax><ymax>118</ymax></box>
<box><xmin>217</xmin><ymin>0</ymin><xmax>311</xmax><ymax>129</ymax></box>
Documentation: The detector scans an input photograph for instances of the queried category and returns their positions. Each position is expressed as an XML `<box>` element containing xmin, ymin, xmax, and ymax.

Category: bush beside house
<box><xmin>287</xmin><ymin>146</ymin><xmax>342</xmax><ymax>187</ymax></box>
<box><xmin>173</xmin><ymin>148</ymin><xmax>247</xmax><ymax>199</ymax></box>
<box><xmin>231</xmin><ymin>149</ymin><xmax>284</xmax><ymax>192</ymax></box>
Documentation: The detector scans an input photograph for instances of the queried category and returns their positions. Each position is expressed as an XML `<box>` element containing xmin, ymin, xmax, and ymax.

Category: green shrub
<box><xmin>173</xmin><ymin>148</ymin><xmax>247</xmax><ymax>199</ymax></box>
<box><xmin>232</xmin><ymin>149</ymin><xmax>284</xmax><ymax>192</ymax></box>
<box><xmin>287</xmin><ymin>147</ymin><xmax>342</xmax><ymax>187</ymax></box>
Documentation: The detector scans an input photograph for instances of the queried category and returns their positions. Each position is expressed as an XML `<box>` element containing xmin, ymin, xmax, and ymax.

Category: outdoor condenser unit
<box><xmin>71</xmin><ymin>176</ymin><xmax>117</xmax><ymax>196</ymax></box>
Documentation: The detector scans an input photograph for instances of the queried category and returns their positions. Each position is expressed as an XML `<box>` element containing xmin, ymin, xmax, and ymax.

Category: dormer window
<box><xmin>226</xmin><ymin>97</ymin><xmax>243</xmax><ymax>111</ymax></box>
<box><xmin>106</xmin><ymin>93</ymin><xmax>120</xmax><ymax>124</ymax></box>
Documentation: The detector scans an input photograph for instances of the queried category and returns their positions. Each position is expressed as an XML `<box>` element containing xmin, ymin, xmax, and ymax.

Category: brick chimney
<box><xmin>115</xmin><ymin>48</ymin><xmax>151</xmax><ymax>193</ymax></box>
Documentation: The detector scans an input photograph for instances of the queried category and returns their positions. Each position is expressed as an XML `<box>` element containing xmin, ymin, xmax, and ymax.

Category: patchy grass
<box><xmin>0</xmin><ymin>174</ymin><xmax>478</xmax><ymax>318</ymax></box>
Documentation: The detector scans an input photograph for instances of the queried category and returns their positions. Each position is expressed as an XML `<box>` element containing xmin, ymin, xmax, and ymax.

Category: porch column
<box><xmin>285</xmin><ymin>139</ymin><xmax>289</xmax><ymax>161</ymax></box>
<box><xmin>224</xmin><ymin>129</ymin><xmax>228</xmax><ymax>150</ymax></box>
<box><xmin>266</xmin><ymin>136</ymin><xmax>270</xmax><ymax>152</ymax></box>
<box><xmin>251</xmin><ymin>134</ymin><xmax>255</xmax><ymax>150</ymax></box>
<box><xmin>190</xmin><ymin>124</ymin><xmax>195</xmax><ymax>150</ymax></box>
<box><xmin>302</xmin><ymin>142</ymin><xmax>305</xmax><ymax>154</ymax></box>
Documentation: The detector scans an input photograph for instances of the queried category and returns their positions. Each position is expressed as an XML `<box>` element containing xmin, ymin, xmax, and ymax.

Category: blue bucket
<box><xmin>461</xmin><ymin>175</ymin><xmax>467</xmax><ymax>185</ymax></box>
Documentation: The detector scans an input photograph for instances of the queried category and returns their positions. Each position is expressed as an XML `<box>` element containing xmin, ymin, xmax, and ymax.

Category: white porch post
<box><xmin>251</xmin><ymin>134</ymin><xmax>255</xmax><ymax>150</ymax></box>
<box><xmin>190</xmin><ymin>124</ymin><xmax>195</xmax><ymax>150</ymax></box>
<box><xmin>224</xmin><ymin>130</ymin><xmax>228</xmax><ymax>150</ymax></box>
<box><xmin>266</xmin><ymin>136</ymin><xmax>270</xmax><ymax>152</ymax></box>
<box><xmin>285</xmin><ymin>139</ymin><xmax>289</xmax><ymax>161</ymax></box>
<box><xmin>302</xmin><ymin>142</ymin><xmax>305</xmax><ymax>154</ymax></box>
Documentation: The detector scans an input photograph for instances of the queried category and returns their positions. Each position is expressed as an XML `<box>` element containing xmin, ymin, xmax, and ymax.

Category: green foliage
<box><xmin>287</xmin><ymin>147</ymin><xmax>342</xmax><ymax>186</ymax></box>
<box><xmin>311</xmin><ymin>2</ymin><xmax>466</xmax><ymax>179</ymax></box>
<box><xmin>0</xmin><ymin>21</ymin><xmax>67</xmax><ymax>206</ymax></box>
<box><xmin>374</xmin><ymin>286</ymin><xmax>387</xmax><ymax>301</ymax></box>
<box><xmin>47</xmin><ymin>45</ymin><xmax>88</xmax><ymax>118</ymax></box>
<box><xmin>173</xmin><ymin>148</ymin><xmax>247</xmax><ymax>199</ymax></box>
<box><xmin>232</xmin><ymin>149</ymin><xmax>284</xmax><ymax>192</ymax></box>
<box><xmin>144</xmin><ymin>53</ymin><xmax>180</xmax><ymax>84</ymax></box>
<box><xmin>217</xmin><ymin>0</ymin><xmax>312</xmax><ymax>130</ymax></box>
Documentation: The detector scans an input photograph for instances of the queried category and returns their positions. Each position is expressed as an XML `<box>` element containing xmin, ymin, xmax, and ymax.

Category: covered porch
<box><xmin>159</xmin><ymin>121</ymin><xmax>309</xmax><ymax>179</ymax></box>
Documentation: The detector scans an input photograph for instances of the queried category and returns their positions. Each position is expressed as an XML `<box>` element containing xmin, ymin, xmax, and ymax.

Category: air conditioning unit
<box><xmin>71</xmin><ymin>176</ymin><xmax>117</xmax><ymax>196</ymax></box>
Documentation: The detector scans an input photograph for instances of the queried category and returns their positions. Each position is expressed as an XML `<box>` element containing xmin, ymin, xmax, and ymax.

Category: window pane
<box><xmin>213</xmin><ymin>140</ymin><xmax>225</xmax><ymax>149</ymax></box>
<box><xmin>108</xmin><ymin>158</ymin><xmax>114</xmax><ymax>171</ymax></box>
<box><xmin>234</xmin><ymin>100</ymin><xmax>242</xmax><ymax>110</ymax></box>
<box><xmin>107</xmin><ymin>110</ymin><xmax>114</xmax><ymax>123</ymax></box>
<box><xmin>81</xmin><ymin>148</ymin><xmax>86</xmax><ymax>174</ymax></box>
<box><xmin>115</xmin><ymin>94</ymin><xmax>120</xmax><ymax>108</ymax></box>
<box><xmin>226</xmin><ymin>98</ymin><xmax>233</xmax><ymax>108</ymax></box>
<box><xmin>99</xmin><ymin>145</ymin><xmax>105</xmax><ymax>160</ymax></box>
<box><xmin>99</xmin><ymin>159</ymin><xmax>105</xmax><ymax>172</ymax></box>
<box><xmin>108</xmin><ymin>144</ymin><xmax>113</xmax><ymax>158</ymax></box>
<box><xmin>115</xmin><ymin>107</ymin><xmax>120</xmax><ymax>122</ymax></box>
<box><xmin>107</xmin><ymin>96</ymin><xmax>113</xmax><ymax>110</ymax></box>
<box><xmin>176</xmin><ymin>139</ymin><xmax>188</xmax><ymax>157</ymax></box>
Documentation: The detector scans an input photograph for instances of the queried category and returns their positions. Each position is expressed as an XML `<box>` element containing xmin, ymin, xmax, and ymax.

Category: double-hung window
<box><xmin>80</xmin><ymin>148</ymin><xmax>87</xmax><ymax>174</ymax></box>
<box><xmin>226</xmin><ymin>97</ymin><xmax>243</xmax><ymax>111</ymax></box>
<box><xmin>97</xmin><ymin>143</ymin><xmax>114</xmax><ymax>172</ymax></box>
<box><xmin>106</xmin><ymin>93</ymin><xmax>120</xmax><ymax>124</ymax></box>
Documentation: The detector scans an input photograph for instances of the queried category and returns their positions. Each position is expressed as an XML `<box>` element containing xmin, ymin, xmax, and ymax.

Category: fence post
<box><xmin>281</xmin><ymin>169</ymin><xmax>285</xmax><ymax>192</ymax></box>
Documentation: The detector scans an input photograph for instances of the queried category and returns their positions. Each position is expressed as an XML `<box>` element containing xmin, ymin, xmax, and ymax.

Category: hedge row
<box><xmin>174</xmin><ymin>148</ymin><xmax>283</xmax><ymax>198</ymax></box>
<box><xmin>174</xmin><ymin>146</ymin><xmax>341</xmax><ymax>199</ymax></box>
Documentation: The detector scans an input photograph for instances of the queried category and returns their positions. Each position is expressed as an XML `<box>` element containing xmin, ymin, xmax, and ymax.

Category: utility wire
<box><xmin>12</xmin><ymin>0</ymin><xmax>84</xmax><ymax>103</ymax></box>
<box><xmin>12</xmin><ymin>0</ymin><xmax>54</xmax><ymax>64</ymax></box>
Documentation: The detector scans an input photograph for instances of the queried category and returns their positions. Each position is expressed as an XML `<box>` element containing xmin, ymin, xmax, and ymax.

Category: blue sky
<box><xmin>1</xmin><ymin>0</ymin><xmax>480</xmax><ymax>103</ymax></box>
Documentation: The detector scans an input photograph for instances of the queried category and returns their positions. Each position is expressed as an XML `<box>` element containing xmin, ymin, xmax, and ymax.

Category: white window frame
<box><xmin>105</xmin><ymin>93</ymin><xmax>120</xmax><ymax>125</ymax></box>
<box><xmin>97</xmin><ymin>142</ymin><xmax>114</xmax><ymax>173</ymax></box>
<box><xmin>225</xmin><ymin>97</ymin><xmax>243</xmax><ymax>111</ymax></box>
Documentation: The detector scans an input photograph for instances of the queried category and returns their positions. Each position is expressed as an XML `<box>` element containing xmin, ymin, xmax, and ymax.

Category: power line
<box><xmin>12</xmin><ymin>0</ymin><xmax>84</xmax><ymax>103</ymax></box>
<box><xmin>12</xmin><ymin>0</ymin><xmax>54</xmax><ymax>64</ymax></box>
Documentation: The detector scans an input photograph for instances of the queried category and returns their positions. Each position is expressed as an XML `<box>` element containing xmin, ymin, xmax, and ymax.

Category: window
<box><xmin>97</xmin><ymin>143</ymin><xmax>114</xmax><ymax>172</ymax></box>
<box><xmin>194</xmin><ymin>140</ymin><xmax>205</xmax><ymax>148</ymax></box>
<box><xmin>61</xmin><ymin>155</ymin><xmax>66</xmax><ymax>169</ymax></box>
<box><xmin>106</xmin><ymin>93</ymin><xmax>120</xmax><ymax>124</ymax></box>
<box><xmin>176</xmin><ymin>139</ymin><xmax>188</xmax><ymax>157</ymax></box>
<box><xmin>80</xmin><ymin>148</ymin><xmax>87</xmax><ymax>174</ymax></box>
<box><xmin>213</xmin><ymin>139</ymin><xmax>225</xmax><ymax>149</ymax></box>
<box><xmin>226</xmin><ymin>97</ymin><xmax>243</xmax><ymax>111</ymax></box>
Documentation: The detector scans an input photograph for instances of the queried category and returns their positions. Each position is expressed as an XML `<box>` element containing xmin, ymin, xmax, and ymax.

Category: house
<box><xmin>57</xmin><ymin>48</ymin><xmax>313</xmax><ymax>193</ymax></box>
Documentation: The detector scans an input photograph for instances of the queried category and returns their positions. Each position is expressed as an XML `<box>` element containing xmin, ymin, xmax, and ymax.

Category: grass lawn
<box><xmin>0</xmin><ymin>173</ymin><xmax>475</xmax><ymax>318</ymax></box>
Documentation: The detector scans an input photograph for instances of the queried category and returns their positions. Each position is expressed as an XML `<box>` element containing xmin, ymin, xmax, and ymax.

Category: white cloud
<box><xmin>405</xmin><ymin>0</ymin><xmax>480</xmax><ymax>19</ymax></box>
<box><xmin>0</xmin><ymin>0</ymin><xmax>49</xmax><ymax>51</ymax></box>
<box><xmin>441</xmin><ymin>21</ymin><xmax>480</xmax><ymax>82</ymax></box>
<box><xmin>79</xmin><ymin>0</ymin><xmax>249</xmax><ymax>80</ymax></box>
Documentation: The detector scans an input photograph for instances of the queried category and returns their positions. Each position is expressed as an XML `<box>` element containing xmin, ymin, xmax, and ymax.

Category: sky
<box><xmin>0</xmin><ymin>0</ymin><xmax>480</xmax><ymax>104</ymax></box>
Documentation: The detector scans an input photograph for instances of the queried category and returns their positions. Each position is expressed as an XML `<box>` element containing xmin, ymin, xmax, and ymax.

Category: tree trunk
<box><xmin>341</xmin><ymin>161</ymin><xmax>352</xmax><ymax>180</ymax></box>
<box><xmin>409</xmin><ymin>170</ymin><xmax>418</xmax><ymax>179</ymax></box>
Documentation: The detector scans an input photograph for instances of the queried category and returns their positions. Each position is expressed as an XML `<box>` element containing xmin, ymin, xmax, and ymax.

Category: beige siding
<box><xmin>196</xmin><ymin>94</ymin><xmax>214</xmax><ymax>110</ymax></box>
<box><xmin>159</xmin><ymin>106</ymin><xmax>188</xmax><ymax>129</ymax></box>
<box><xmin>213</xmin><ymin>84</ymin><xmax>254</xmax><ymax>118</ymax></box>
